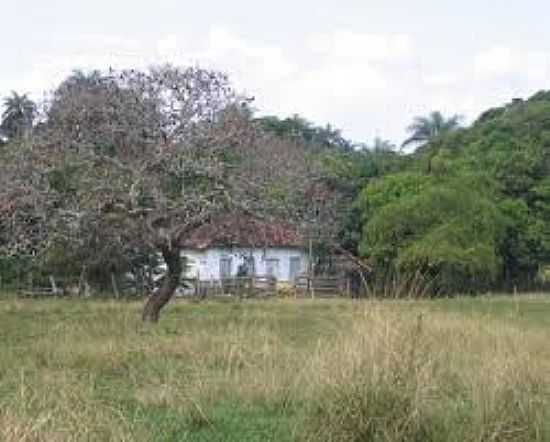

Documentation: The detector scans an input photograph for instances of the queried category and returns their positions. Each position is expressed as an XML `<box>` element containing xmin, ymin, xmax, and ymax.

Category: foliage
<box><xmin>0</xmin><ymin>66</ymin><xmax>323</xmax><ymax>319</ymax></box>
<box><xmin>360</xmin><ymin>175</ymin><xmax>504</xmax><ymax>294</ymax></box>
<box><xmin>402</xmin><ymin>110</ymin><xmax>462</xmax><ymax>149</ymax></box>
<box><xmin>0</xmin><ymin>91</ymin><xmax>36</xmax><ymax>140</ymax></box>
<box><xmin>309</xmin><ymin>139</ymin><xmax>406</xmax><ymax>255</ymax></box>
<box><xmin>2</xmin><ymin>62</ymin><xmax>550</xmax><ymax>300</ymax></box>
<box><xmin>359</xmin><ymin>94</ymin><xmax>550</xmax><ymax>295</ymax></box>
<box><xmin>256</xmin><ymin>114</ymin><xmax>353</xmax><ymax>151</ymax></box>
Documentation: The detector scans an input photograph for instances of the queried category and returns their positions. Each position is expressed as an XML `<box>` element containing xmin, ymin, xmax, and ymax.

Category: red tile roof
<box><xmin>178</xmin><ymin>214</ymin><xmax>304</xmax><ymax>250</ymax></box>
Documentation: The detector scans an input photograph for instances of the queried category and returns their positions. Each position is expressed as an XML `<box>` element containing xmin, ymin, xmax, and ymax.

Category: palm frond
<box><xmin>403</xmin><ymin>111</ymin><xmax>463</xmax><ymax>149</ymax></box>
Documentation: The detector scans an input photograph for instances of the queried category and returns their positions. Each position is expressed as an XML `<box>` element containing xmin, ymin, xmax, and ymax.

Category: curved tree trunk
<box><xmin>142</xmin><ymin>246</ymin><xmax>182</xmax><ymax>323</ymax></box>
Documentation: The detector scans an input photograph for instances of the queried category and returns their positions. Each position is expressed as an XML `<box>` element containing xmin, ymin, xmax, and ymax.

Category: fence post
<box><xmin>78</xmin><ymin>266</ymin><xmax>87</xmax><ymax>297</ymax></box>
<box><xmin>111</xmin><ymin>273</ymin><xmax>120</xmax><ymax>298</ymax></box>
<box><xmin>49</xmin><ymin>275</ymin><xmax>58</xmax><ymax>296</ymax></box>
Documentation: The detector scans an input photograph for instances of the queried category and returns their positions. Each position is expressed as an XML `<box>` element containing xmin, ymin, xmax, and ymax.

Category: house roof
<box><xmin>177</xmin><ymin>214</ymin><xmax>304</xmax><ymax>250</ymax></box>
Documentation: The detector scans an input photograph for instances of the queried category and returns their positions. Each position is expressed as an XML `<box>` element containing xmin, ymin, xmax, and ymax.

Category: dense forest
<box><xmin>359</xmin><ymin>96</ymin><xmax>550</xmax><ymax>294</ymax></box>
<box><xmin>0</xmin><ymin>66</ymin><xmax>549</xmax><ymax>309</ymax></box>
<box><xmin>259</xmin><ymin>94</ymin><xmax>550</xmax><ymax>295</ymax></box>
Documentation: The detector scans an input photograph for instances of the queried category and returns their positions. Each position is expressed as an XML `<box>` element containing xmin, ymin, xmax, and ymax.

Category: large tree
<box><xmin>1</xmin><ymin>91</ymin><xmax>36</xmax><ymax>140</ymax></box>
<box><xmin>358</xmin><ymin>173</ymin><xmax>505</xmax><ymax>294</ymax></box>
<box><xmin>0</xmin><ymin>66</ymin><xmax>318</xmax><ymax>321</ymax></box>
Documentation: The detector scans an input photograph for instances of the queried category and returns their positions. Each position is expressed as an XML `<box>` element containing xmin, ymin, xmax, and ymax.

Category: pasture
<box><xmin>1</xmin><ymin>295</ymin><xmax>550</xmax><ymax>441</ymax></box>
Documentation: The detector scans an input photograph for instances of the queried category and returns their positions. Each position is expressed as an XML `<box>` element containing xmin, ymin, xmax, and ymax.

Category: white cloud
<box><xmin>156</xmin><ymin>35</ymin><xmax>185</xmax><ymax>64</ymax></box>
<box><xmin>474</xmin><ymin>46</ymin><xmax>517</xmax><ymax>76</ymax></box>
<box><xmin>423</xmin><ymin>73</ymin><xmax>458</xmax><ymax>87</ymax></box>
<box><xmin>307</xmin><ymin>30</ymin><xmax>414</xmax><ymax>63</ymax></box>
<box><xmin>306</xmin><ymin>62</ymin><xmax>387</xmax><ymax>97</ymax></box>
<box><xmin>202</xmin><ymin>27</ymin><xmax>296</xmax><ymax>80</ymax></box>
<box><xmin>8</xmin><ymin>26</ymin><xmax>550</xmax><ymax>146</ymax></box>
<box><xmin>474</xmin><ymin>46</ymin><xmax>550</xmax><ymax>81</ymax></box>
<box><xmin>9</xmin><ymin>34</ymin><xmax>149</xmax><ymax>98</ymax></box>
<box><xmin>5</xmin><ymin>27</ymin><xmax>414</xmax><ymax>142</ymax></box>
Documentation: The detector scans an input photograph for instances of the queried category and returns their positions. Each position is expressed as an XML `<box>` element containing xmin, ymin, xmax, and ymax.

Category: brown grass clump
<box><xmin>302</xmin><ymin>306</ymin><xmax>549</xmax><ymax>441</ymax></box>
<box><xmin>0</xmin><ymin>410</ymin><xmax>60</xmax><ymax>442</ymax></box>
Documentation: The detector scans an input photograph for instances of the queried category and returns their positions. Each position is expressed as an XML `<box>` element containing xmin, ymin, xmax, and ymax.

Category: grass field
<box><xmin>1</xmin><ymin>295</ymin><xmax>550</xmax><ymax>441</ymax></box>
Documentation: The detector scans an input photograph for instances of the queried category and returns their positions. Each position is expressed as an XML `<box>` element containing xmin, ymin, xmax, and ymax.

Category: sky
<box><xmin>2</xmin><ymin>0</ymin><xmax>550</xmax><ymax>145</ymax></box>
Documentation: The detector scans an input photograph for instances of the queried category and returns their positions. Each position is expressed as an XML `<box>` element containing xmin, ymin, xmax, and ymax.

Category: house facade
<box><xmin>178</xmin><ymin>214</ymin><xmax>309</xmax><ymax>284</ymax></box>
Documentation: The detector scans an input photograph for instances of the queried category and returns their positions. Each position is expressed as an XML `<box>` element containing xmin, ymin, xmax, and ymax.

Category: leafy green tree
<box><xmin>359</xmin><ymin>93</ymin><xmax>550</xmax><ymax>295</ymax></box>
<box><xmin>359</xmin><ymin>174</ymin><xmax>505</xmax><ymax>294</ymax></box>
<box><xmin>402</xmin><ymin>111</ymin><xmax>462</xmax><ymax>149</ymax></box>
<box><xmin>1</xmin><ymin>91</ymin><xmax>36</xmax><ymax>140</ymax></box>
<box><xmin>256</xmin><ymin>114</ymin><xmax>353</xmax><ymax>151</ymax></box>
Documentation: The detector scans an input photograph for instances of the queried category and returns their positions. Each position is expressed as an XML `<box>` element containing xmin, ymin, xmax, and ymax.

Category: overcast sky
<box><xmin>2</xmin><ymin>0</ymin><xmax>550</xmax><ymax>144</ymax></box>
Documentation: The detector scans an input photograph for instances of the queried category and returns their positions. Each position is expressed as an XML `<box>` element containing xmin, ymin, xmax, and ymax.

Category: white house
<box><xmin>177</xmin><ymin>214</ymin><xmax>309</xmax><ymax>285</ymax></box>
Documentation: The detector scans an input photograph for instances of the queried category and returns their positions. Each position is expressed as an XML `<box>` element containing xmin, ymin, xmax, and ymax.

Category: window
<box><xmin>265</xmin><ymin>258</ymin><xmax>280</xmax><ymax>279</ymax></box>
<box><xmin>237</xmin><ymin>255</ymin><xmax>255</xmax><ymax>277</ymax></box>
<box><xmin>289</xmin><ymin>257</ymin><xmax>301</xmax><ymax>281</ymax></box>
<box><xmin>219</xmin><ymin>257</ymin><xmax>232</xmax><ymax>278</ymax></box>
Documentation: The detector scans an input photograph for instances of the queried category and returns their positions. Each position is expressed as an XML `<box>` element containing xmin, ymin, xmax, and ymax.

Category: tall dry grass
<box><xmin>302</xmin><ymin>305</ymin><xmax>550</xmax><ymax>441</ymax></box>
<box><xmin>0</xmin><ymin>298</ymin><xmax>549</xmax><ymax>441</ymax></box>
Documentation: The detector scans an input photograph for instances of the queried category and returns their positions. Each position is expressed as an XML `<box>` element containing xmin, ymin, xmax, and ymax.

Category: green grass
<box><xmin>427</xmin><ymin>294</ymin><xmax>550</xmax><ymax>327</ymax></box>
<box><xmin>1</xmin><ymin>295</ymin><xmax>550</xmax><ymax>441</ymax></box>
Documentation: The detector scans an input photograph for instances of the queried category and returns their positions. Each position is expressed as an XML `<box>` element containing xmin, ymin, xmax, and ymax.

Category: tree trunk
<box><xmin>142</xmin><ymin>246</ymin><xmax>182</xmax><ymax>323</ymax></box>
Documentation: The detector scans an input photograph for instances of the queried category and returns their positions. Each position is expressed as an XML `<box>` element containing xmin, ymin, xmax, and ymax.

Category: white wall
<box><xmin>181</xmin><ymin>247</ymin><xmax>308</xmax><ymax>282</ymax></box>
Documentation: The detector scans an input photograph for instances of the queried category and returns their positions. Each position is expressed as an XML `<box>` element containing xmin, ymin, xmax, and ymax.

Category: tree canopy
<box><xmin>1</xmin><ymin>91</ymin><xmax>36</xmax><ymax>140</ymax></box>
<box><xmin>359</xmin><ymin>95</ymin><xmax>550</xmax><ymax>294</ymax></box>
<box><xmin>1</xmin><ymin>65</ymin><xmax>550</xmax><ymax>313</ymax></box>
<box><xmin>0</xmin><ymin>66</ymin><xmax>325</xmax><ymax>320</ymax></box>
<box><xmin>401</xmin><ymin>111</ymin><xmax>462</xmax><ymax>150</ymax></box>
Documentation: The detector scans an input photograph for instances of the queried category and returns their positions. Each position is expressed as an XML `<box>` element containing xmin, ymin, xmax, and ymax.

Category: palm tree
<box><xmin>402</xmin><ymin>111</ymin><xmax>462</xmax><ymax>149</ymax></box>
<box><xmin>1</xmin><ymin>91</ymin><xmax>36</xmax><ymax>140</ymax></box>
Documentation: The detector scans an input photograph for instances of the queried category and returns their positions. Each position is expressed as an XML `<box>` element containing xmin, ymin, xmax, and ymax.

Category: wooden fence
<box><xmin>190</xmin><ymin>276</ymin><xmax>277</xmax><ymax>298</ymax></box>
<box><xmin>294</xmin><ymin>275</ymin><xmax>350</xmax><ymax>298</ymax></box>
<box><xmin>11</xmin><ymin>274</ymin><xmax>351</xmax><ymax>299</ymax></box>
<box><xmin>16</xmin><ymin>275</ymin><xmax>66</xmax><ymax>298</ymax></box>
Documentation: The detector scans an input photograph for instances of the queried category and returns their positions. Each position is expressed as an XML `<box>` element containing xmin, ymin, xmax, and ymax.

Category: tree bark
<box><xmin>142</xmin><ymin>246</ymin><xmax>182</xmax><ymax>323</ymax></box>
